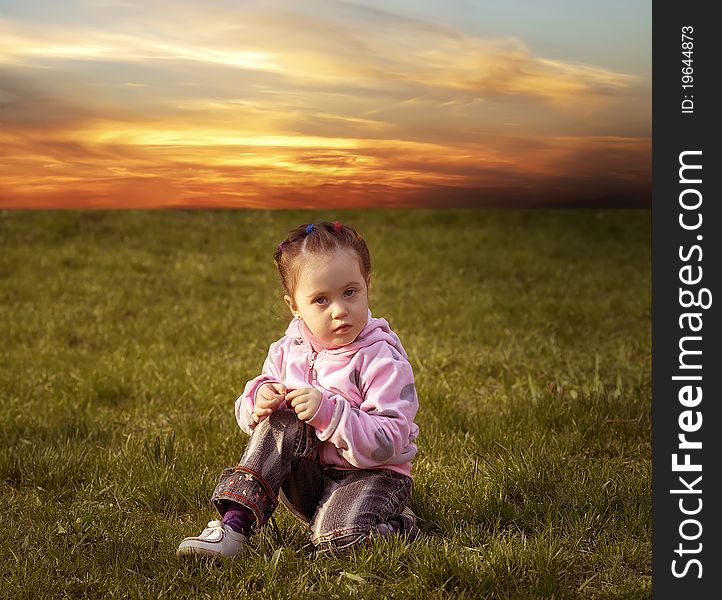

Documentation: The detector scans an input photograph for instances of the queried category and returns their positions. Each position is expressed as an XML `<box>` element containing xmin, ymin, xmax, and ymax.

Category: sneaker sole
<box><xmin>176</xmin><ymin>542</ymin><xmax>249</xmax><ymax>559</ymax></box>
<box><xmin>176</xmin><ymin>549</ymin><xmax>215</xmax><ymax>559</ymax></box>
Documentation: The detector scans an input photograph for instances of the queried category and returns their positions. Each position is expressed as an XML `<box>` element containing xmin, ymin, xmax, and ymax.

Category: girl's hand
<box><xmin>253</xmin><ymin>382</ymin><xmax>286</xmax><ymax>423</ymax></box>
<box><xmin>285</xmin><ymin>387</ymin><xmax>322</xmax><ymax>422</ymax></box>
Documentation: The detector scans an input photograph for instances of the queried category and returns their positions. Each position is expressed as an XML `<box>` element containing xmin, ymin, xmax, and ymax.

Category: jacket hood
<box><xmin>284</xmin><ymin>309</ymin><xmax>409</xmax><ymax>359</ymax></box>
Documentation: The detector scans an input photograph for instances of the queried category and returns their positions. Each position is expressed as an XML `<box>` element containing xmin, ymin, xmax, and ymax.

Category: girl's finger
<box><xmin>287</xmin><ymin>389</ymin><xmax>309</xmax><ymax>402</ymax></box>
<box><xmin>260</xmin><ymin>394</ymin><xmax>282</xmax><ymax>407</ymax></box>
<box><xmin>289</xmin><ymin>387</ymin><xmax>313</xmax><ymax>398</ymax></box>
<box><xmin>258</xmin><ymin>393</ymin><xmax>274</xmax><ymax>404</ymax></box>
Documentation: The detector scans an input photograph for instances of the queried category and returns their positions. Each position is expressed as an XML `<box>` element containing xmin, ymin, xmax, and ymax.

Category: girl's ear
<box><xmin>284</xmin><ymin>294</ymin><xmax>300</xmax><ymax>319</ymax></box>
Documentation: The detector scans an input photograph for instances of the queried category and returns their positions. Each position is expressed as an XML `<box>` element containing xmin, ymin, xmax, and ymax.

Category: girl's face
<box><xmin>284</xmin><ymin>247</ymin><xmax>369</xmax><ymax>347</ymax></box>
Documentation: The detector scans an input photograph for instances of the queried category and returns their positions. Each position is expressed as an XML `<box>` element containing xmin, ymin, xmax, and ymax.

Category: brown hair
<box><xmin>273</xmin><ymin>221</ymin><xmax>371</xmax><ymax>296</ymax></box>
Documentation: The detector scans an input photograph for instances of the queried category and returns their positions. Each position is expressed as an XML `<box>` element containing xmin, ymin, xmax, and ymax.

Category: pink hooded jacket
<box><xmin>235</xmin><ymin>311</ymin><xmax>419</xmax><ymax>477</ymax></box>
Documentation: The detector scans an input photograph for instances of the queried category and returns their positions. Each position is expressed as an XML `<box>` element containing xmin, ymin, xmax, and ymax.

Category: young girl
<box><xmin>177</xmin><ymin>221</ymin><xmax>420</xmax><ymax>558</ymax></box>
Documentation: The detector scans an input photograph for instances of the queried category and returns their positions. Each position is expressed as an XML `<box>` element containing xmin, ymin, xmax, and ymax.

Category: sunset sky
<box><xmin>0</xmin><ymin>0</ymin><xmax>651</xmax><ymax>208</ymax></box>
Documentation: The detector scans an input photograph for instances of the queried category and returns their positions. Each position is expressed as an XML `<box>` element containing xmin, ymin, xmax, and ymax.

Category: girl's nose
<box><xmin>331</xmin><ymin>302</ymin><xmax>348</xmax><ymax>319</ymax></box>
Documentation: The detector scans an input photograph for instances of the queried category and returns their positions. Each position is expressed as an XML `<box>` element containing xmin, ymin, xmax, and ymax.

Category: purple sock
<box><xmin>222</xmin><ymin>501</ymin><xmax>255</xmax><ymax>535</ymax></box>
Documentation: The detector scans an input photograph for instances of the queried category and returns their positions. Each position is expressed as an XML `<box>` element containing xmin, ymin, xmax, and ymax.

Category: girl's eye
<box><xmin>313</xmin><ymin>297</ymin><xmax>327</xmax><ymax>305</ymax></box>
<box><xmin>344</xmin><ymin>289</ymin><xmax>356</xmax><ymax>297</ymax></box>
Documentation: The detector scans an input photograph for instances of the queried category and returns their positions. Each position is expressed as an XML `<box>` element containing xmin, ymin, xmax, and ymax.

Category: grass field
<box><xmin>0</xmin><ymin>209</ymin><xmax>651</xmax><ymax>599</ymax></box>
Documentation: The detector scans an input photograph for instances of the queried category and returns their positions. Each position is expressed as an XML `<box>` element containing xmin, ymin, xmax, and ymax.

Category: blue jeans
<box><xmin>211</xmin><ymin>409</ymin><xmax>418</xmax><ymax>555</ymax></box>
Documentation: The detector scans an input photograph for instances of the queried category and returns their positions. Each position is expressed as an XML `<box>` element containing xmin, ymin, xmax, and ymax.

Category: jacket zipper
<box><xmin>308</xmin><ymin>350</ymin><xmax>318</xmax><ymax>385</ymax></box>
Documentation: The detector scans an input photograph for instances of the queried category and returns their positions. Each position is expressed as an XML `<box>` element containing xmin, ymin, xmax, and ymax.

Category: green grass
<box><xmin>0</xmin><ymin>209</ymin><xmax>651</xmax><ymax>599</ymax></box>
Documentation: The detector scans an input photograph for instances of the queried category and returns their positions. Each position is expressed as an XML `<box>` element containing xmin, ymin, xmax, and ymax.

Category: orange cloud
<box><xmin>0</xmin><ymin>5</ymin><xmax>650</xmax><ymax>208</ymax></box>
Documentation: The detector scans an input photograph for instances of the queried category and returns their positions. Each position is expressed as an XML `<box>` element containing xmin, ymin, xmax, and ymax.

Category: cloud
<box><xmin>0</xmin><ymin>2</ymin><xmax>650</xmax><ymax>208</ymax></box>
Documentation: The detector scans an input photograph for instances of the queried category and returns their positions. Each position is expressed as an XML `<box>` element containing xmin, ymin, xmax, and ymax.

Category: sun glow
<box><xmin>0</xmin><ymin>4</ymin><xmax>650</xmax><ymax>208</ymax></box>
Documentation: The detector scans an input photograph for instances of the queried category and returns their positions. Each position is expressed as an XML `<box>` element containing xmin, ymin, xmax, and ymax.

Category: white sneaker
<box><xmin>176</xmin><ymin>520</ymin><xmax>250</xmax><ymax>558</ymax></box>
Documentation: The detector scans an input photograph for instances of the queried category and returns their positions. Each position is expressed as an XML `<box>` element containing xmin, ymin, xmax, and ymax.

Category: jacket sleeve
<box><xmin>234</xmin><ymin>336</ymin><xmax>289</xmax><ymax>435</ymax></box>
<box><xmin>307</xmin><ymin>342</ymin><xmax>419</xmax><ymax>468</ymax></box>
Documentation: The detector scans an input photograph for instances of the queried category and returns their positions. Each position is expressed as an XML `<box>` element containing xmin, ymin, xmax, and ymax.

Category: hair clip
<box><xmin>333</xmin><ymin>221</ymin><xmax>343</xmax><ymax>232</ymax></box>
<box><xmin>305</xmin><ymin>224</ymin><xmax>315</xmax><ymax>234</ymax></box>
